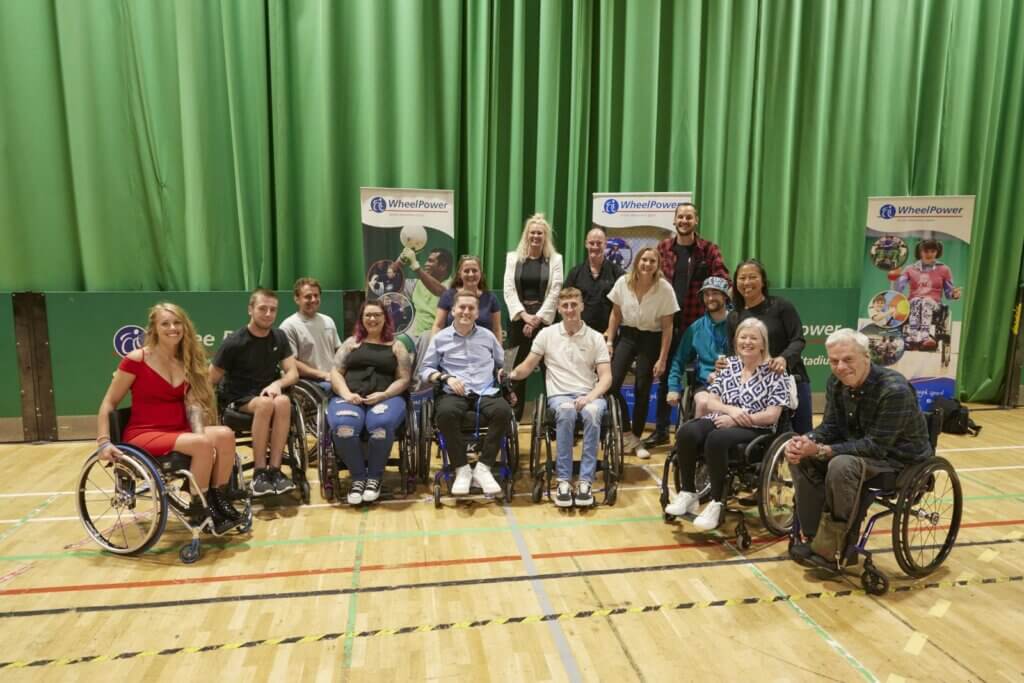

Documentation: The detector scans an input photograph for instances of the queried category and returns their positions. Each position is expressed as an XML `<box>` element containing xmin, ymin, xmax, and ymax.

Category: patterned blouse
<box><xmin>705</xmin><ymin>356</ymin><xmax>791</xmax><ymax>429</ymax></box>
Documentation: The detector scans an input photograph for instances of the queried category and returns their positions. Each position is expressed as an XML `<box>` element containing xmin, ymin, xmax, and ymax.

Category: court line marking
<box><xmin>3</xmin><ymin>534</ymin><xmax>1021</xmax><ymax>618</ymax></box>
<box><xmin>341</xmin><ymin>507</ymin><xmax>368</xmax><ymax>673</ymax></box>
<box><xmin>0</xmin><ymin>574</ymin><xmax>1018</xmax><ymax>671</ymax></box>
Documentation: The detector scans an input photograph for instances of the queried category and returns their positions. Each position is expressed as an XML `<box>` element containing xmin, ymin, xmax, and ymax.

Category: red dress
<box><xmin>118</xmin><ymin>356</ymin><xmax>191</xmax><ymax>456</ymax></box>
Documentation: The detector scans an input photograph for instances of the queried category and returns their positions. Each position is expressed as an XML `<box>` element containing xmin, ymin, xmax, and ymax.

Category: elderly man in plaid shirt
<box><xmin>786</xmin><ymin>328</ymin><xmax>932</xmax><ymax>570</ymax></box>
<box><xmin>644</xmin><ymin>202</ymin><xmax>729</xmax><ymax>450</ymax></box>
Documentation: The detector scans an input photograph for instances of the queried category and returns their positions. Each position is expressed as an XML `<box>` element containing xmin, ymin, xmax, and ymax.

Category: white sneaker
<box><xmin>622</xmin><ymin>433</ymin><xmax>641</xmax><ymax>453</ymax></box>
<box><xmin>665</xmin><ymin>491</ymin><xmax>700</xmax><ymax>517</ymax></box>
<box><xmin>554</xmin><ymin>480</ymin><xmax>573</xmax><ymax>508</ymax></box>
<box><xmin>635</xmin><ymin>446</ymin><xmax>651</xmax><ymax>459</ymax></box>
<box><xmin>452</xmin><ymin>464</ymin><xmax>473</xmax><ymax>495</ymax></box>
<box><xmin>472</xmin><ymin>462</ymin><xmax>502</xmax><ymax>495</ymax></box>
<box><xmin>693</xmin><ymin>501</ymin><xmax>724</xmax><ymax>531</ymax></box>
<box><xmin>347</xmin><ymin>480</ymin><xmax>365</xmax><ymax>506</ymax></box>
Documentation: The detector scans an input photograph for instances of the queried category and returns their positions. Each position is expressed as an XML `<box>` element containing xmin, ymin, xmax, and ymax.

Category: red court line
<box><xmin>3</xmin><ymin>518</ymin><xmax>1020</xmax><ymax>598</ymax></box>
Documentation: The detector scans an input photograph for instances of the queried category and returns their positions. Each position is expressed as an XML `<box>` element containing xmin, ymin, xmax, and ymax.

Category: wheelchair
<box><xmin>660</xmin><ymin>413</ymin><xmax>796</xmax><ymax>549</ymax></box>
<box><xmin>289</xmin><ymin>379</ymin><xmax>332</xmax><ymax>477</ymax></box>
<box><xmin>527</xmin><ymin>391</ymin><xmax>624</xmax><ymax>506</ymax></box>
<box><xmin>315</xmin><ymin>392</ymin><xmax>421</xmax><ymax>503</ymax></box>
<box><xmin>933</xmin><ymin>304</ymin><xmax>952</xmax><ymax>367</ymax></box>
<box><xmin>76</xmin><ymin>407</ymin><xmax>252</xmax><ymax>564</ymax></box>
<box><xmin>790</xmin><ymin>408</ymin><xmax>962</xmax><ymax>595</ymax></box>
<box><xmin>419</xmin><ymin>380</ymin><xmax>519</xmax><ymax>507</ymax></box>
<box><xmin>219</xmin><ymin>389</ymin><xmax>312</xmax><ymax>504</ymax></box>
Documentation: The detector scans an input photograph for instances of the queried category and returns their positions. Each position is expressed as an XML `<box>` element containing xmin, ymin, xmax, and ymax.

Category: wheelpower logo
<box><xmin>879</xmin><ymin>203</ymin><xmax>964</xmax><ymax>219</ymax></box>
<box><xmin>369</xmin><ymin>195</ymin><xmax>449</xmax><ymax>213</ymax></box>
<box><xmin>601</xmin><ymin>197</ymin><xmax>683</xmax><ymax>214</ymax></box>
<box><xmin>113</xmin><ymin>325</ymin><xmax>145</xmax><ymax>358</ymax></box>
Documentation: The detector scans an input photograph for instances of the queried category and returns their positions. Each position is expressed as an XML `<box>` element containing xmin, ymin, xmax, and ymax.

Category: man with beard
<box><xmin>665</xmin><ymin>277</ymin><xmax>731</xmax><ymax>419</ymax></box>
<box><xmin>211</xmin><ymin>288</ymin><xmax>300</xmax><ymax>497</ymax></box>
<box><xmin>643</xmin><ymin>203</ymin><xmax>729</xmax><ymax>454</ymax></box>
<box><xmin>563</xmin><ymin>227</ymin><xmax>624</xmax><ymax>334</ymax></box>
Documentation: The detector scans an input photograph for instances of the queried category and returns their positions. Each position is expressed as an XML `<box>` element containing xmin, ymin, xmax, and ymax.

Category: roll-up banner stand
<box><xmin>860</xmin><ymin>196</ymin><xmax>975</xmax><ymax>410</ymax></box>
<box><xmin>591</xmin><ymin>192</ymin><xmax>692</xmax><ymax>271</ymax></box>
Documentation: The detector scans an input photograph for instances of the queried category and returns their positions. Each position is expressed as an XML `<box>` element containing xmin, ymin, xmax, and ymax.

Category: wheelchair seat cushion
<box><xmin>157</xmin><ymin>451</ymin><xmax>193</xmax><ymax>475</ymax></box>
<box><xmin>222</xmin><ymin>407</ymin><xmax>255</xmax><ymax>432</ymax></box>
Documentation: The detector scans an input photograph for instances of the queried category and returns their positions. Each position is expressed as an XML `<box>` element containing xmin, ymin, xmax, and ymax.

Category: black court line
<box><xmin>1</xmin><ymin>536</ymin><xmax>1019</xmax><ymax>620</ymax></box>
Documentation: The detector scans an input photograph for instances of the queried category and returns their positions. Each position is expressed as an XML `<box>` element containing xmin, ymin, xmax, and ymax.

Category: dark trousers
<box><xmin>793</xmin><ymin>380</ymin><xmax>812</xmax><ymax>434</ymax></box>
<box><xmin>434</xmin><ymin>394</ymin><xmax>513</xmax><ymax>468</ymax></box>
<box><xmin>654</xmin><ymin>329</ymin><xmax>681</xmax><ymax>433</ymax></box>
<box><xmin>506</xmin><ymin>317</ymin><xmax>543</xmax><ymax>421</ymax></box>
<box><xmin>792</xmin><ymin>454</ymin><xmax>895</xmax><ymax>535</ymax></box>
<box><xmin>609</xmin><ymin>326</ymin><xmax>662</xmax><ymax>437</ymax></box>
<box><xmin>676</xmin><ymin>418</ymin><xmax>771</xmax><ymax>501</ymax></box>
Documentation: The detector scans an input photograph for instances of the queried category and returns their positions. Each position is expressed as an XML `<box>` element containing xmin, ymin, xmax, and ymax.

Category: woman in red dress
<box><xmin>96</xmin><ymin>303</ymin><xmax>238</xmax><ymax>534</ymax></box>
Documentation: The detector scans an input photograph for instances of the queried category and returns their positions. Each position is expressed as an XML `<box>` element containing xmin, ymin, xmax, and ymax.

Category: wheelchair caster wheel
<box><xmin>663</xmin><ymin>512</ymin><xmax>675</xmax><ymax>523</ymax></box>
<box><xmin>659</xmin><ymin>490</ymin><xmax>669</xmax><ymax>509</ymax></box>
<box><xmin>299</xmin><ymin>479</ymin><xmax>311</xmax><ymax>505</ymax></box>
<box><xmin>737</xmin><ymin>532</ymin><xmax>752</xmax><ymax>551</ymax></box>
<box><xmin>433</xmin><ymin>484</ymin><xmax>442</xmax><ymax>509</ymax></box>
<box><xmin>861</xmin><ymin>567</ymin><xmax>889</xmax><ymax>595</ymax></box>
<box><xmin>180</xmin><ymin>540</ymin><xmax>201</xmax><ymax>564</ymax></box>
<box><xmin>503</xmin><ymin>478</ymin><xmax>514</xmax><ymax>503</ymax></box>
<box><xmin>531</xmin><ymin>478</ymin><xmax>544</xmax><ymax>503</ymax></box>
<box><xmin>605</xmin><ymin>484</ymin><xmax>618</xmax><ymax>506</ymax></box>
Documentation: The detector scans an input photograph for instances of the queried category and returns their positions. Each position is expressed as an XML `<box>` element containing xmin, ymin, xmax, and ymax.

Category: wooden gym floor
<box><xmin>0</xmin><ymin>406</ymin><xmax>1021</xmax><ymax>682</ymax></box>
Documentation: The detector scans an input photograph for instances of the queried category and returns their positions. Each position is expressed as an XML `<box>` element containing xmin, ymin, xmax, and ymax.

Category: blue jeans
<box><xmin>547</xmin><ymin>394</ymin><xmax>606</xmax><ymax>483</ymax></box>
<box><xmin>326</xmin><ymin>396</ymin><xmax>406</xmax><ymax>480</ymax></box>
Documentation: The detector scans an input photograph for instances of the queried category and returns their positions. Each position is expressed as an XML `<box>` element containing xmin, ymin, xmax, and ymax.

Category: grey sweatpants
<box><xmin>792</xmin><ymin>454</ymin><xmax>895</xmax><ymax>535</ymax></box>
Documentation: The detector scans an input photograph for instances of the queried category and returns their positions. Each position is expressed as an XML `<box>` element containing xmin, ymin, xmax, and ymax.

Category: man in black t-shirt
<box><xmin>563</xmin><ymin>227</ymin><xmax>624</xmax><ymax>333</ymax></box>
<box><xmin>211</xmin><ymin>288</ymin><xmax>299</xmax><ymax>497</ymax></box>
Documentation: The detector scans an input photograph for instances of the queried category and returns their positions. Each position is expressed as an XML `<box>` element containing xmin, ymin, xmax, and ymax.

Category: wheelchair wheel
<box><xmin>892</xmin><ymin>457</ymin><xmax>962</xmax><ymax>577</ymax></box>
<box><xmin>607</xmin><ymin>398</ymin><xmax>624</xmax><ymax>477</ymax></box>
<box><xmin>529</xmin><ymin>399</ymin><xmax>544</xmax><ymax>479</ymax></box>
<box><xmin>77</xmin><ymin>448</ymin><xmax>168</xmax><ymax>556</ymax></box>
<box><xmin>419</xmin><ymin>401</ymin><xmax>434</xmax><ymax>483</ymax></box>
<box><xmin>861</xmin><ymin>561</ymin><xmax>889</xmax><ymax>596</ymax></box>
<box><xmin>757</xmin><ymin>432</ymin><xmax>796</xmax><ymax>536</ymax></box>
<box><xmin>400</xmin><ymin>410</ymin><xmax>418</xmax><ymax>495</ymax></box>
<box><xmin>318</xmin><ymin>433</ymin><xmax>338</xmax><ymax>503</ymax></box>
<box><xmin>290</xmin><ymin>383</ymin><xmax>324</xmax><ymax>469</ymax></box>
<box><xmin>506</xmin><ymin>417</ymin><xmax>520</xmax><ymax>475</ymax></box>
<box><xmin>694</xmin><ymin>457</ymin><xmax>712</xmax><ymax>502</ymax></box>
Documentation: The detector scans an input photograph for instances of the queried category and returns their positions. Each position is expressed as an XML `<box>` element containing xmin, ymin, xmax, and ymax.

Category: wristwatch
<box><xmin>815</xmin><ymin>443</ymin><xmax>830</xmax><ymax>459</ymax></box>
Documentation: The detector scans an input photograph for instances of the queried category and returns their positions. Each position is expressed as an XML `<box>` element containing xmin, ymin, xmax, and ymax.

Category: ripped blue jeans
<box><xmin>326</xmin><ymin>396</ymin><xmax>406</xmax><ymax>480</ymax></box>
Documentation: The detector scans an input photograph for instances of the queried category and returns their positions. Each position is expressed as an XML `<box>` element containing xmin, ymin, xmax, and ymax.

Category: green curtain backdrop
<box><xmin>1</xmin><ymin>0</ymin><xmax>1021</xmax><ymax>401</ymax></box>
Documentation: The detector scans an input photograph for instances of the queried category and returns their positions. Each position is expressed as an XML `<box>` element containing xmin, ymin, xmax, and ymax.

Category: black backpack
<box><xmin>931</xmin><ymin>397</ymin><xmax>982</xmax><ymax>436</ymax></box>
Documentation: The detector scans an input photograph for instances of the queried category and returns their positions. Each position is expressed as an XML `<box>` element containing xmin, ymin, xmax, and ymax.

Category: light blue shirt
<box><xmin>419</xmin><ymin>324</ymin><xmax>504</xmax><ymax>396</ymax></box>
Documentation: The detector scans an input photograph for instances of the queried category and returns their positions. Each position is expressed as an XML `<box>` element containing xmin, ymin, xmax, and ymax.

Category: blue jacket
<box><xmin>667</xmin><ymin>313</ymin><xmax>729</xmax><ymax>392</ymax></box>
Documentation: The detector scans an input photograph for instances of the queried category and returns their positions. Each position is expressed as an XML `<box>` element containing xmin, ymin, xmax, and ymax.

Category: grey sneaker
<box><xmin>554</xmin><ymin>480</ymin><xmax>573</xmax><ymax>508</ymax></box>
<box><xmin>251</xmin><ymin>470</ymin><xmax>274</xmax><ymax>498</ymax></box>
<box><xmin>574</xmin><ymin>481</ymin><xmax>594</xmax><ymax>507</ymax></box>
<box><xmin>272</xmin><ymin>469</ymin><xmax>296</xmax><ymax>495</ymax></box>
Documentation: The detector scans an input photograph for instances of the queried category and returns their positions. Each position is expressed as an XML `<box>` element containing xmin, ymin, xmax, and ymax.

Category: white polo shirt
<box><xmin>607</xmin><ymin>276</ymin><xmax>679</xmax><ymax>331</ymax></box>
<box><xmin>530</xmin><ymin>322</ymin><xmax>610</xmax><ymax>397</ymax></box>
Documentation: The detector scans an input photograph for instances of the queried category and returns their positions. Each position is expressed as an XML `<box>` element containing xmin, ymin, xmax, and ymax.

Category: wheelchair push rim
<box><xmin>758</xmin><ymin>432</ymin><xmax>796</xmax><ymax>536</ymax></box>
<box><xmin>892</xmin><ymin>457</ymin><xmax>963</xmax><ymax>577</ymax></box>
<box><xmin>76</xmin><ymin>448</ymin><xmax>169</xmax><ymax>556</ymax></box>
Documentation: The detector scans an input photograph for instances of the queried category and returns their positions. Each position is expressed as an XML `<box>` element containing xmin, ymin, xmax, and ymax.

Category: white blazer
<box><xmin>503</xmin><ymin>252</ymin><xmax>563</xmax><ymax>325</ymax></box>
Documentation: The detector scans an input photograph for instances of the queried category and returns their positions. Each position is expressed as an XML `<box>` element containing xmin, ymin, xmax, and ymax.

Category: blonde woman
<box><xmin>503</xmin><ymin>213</ymin><xmax>563</xmax><ymax>419</ymax></box>
<box><xmin>606</xmin><ymin>247</ymin><xmax>678</xmax><ymax>458</ymax></box>
<box><xmin>96</xmin><ymin>303</ymin><xmax>239</xmax><ymax>534</ymax></box>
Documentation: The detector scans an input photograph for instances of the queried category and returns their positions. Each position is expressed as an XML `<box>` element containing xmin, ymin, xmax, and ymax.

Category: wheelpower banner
<box><xmin>860</xmin><ymin>195</ymin><xmax>975</xmax><ymax>409</ymax></box>
<box><xmin>591</xmin><ymin>192</ymin><xmax>692</xmax><ymax>271</ymax></box>
<box><xmin>359</xmin><ymin>187</ymin><xmax>455</xmax><ymax>339</ymax></box>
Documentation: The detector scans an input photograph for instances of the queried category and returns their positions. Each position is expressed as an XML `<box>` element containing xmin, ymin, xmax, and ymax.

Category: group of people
<box><xmin>96</xmin><ymin>202</ymin><xmax>935</xmax><ymax>571</ymax></box>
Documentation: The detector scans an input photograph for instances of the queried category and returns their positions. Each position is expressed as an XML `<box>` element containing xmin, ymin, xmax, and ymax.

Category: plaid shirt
<box><xmin>656</xmin><ymin>234</ymin><xmax>729</xmax><ymax>331</ymax></box>
<box><xmin>810</xmin><ymin>365</ymin><xmax>931</xmax><ymax>466</ymax></box>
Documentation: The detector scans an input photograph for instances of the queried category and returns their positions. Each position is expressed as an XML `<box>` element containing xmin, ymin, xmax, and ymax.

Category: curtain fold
<box><xmin>1</xmin><ymin>0</ymin><xmax>1022</xmax><ymax>401</ymax></box>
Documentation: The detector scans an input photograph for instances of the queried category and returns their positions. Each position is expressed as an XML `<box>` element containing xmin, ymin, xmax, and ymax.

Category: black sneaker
<box><xmin>642</xmin><ymin>431</ymin><xmax>670</xmax><ymax>448</ymax></box>
<box><xmin>272</xmin><ymin>468</ymin><xmax>296</xmax><ymax>494</ymax></box>
<box><xmin>574</xmin><ymin>481</ymin><xmax>594</xmax><ymax>507</ymax></box>
<box><xmin>251</xmin><ymin>469</ymin><xmax>274</xmax><ymax>498</ymax></box>
<box><xmin>554</xmin><ymin>480</ymin><xmax>573</xmax><ymax>508</ymax></box>
<box><xmin>362</xmin><ymin>479</ymin><xmax>381</xmax><ymax>503</ymax></box>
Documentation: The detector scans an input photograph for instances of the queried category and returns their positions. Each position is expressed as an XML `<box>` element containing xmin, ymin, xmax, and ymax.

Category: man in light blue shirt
<box><xmin>420</xmin><ymin>289</ymin><xmax>512</xmax><ymax>496</ymax></box>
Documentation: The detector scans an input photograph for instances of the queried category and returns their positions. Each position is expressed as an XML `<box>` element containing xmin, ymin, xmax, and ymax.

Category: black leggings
<box><xmin>676</xmin><ymin>418</ymin><xmax>771</xmax><ymax>501</ymax></box>
<box><xmin>609</xmin><ymin>326</ymin><xmax>661</xmax><ymax>437</ymax></box>
<box><xmin>506</xmin><ymin>317</ymin><xmax>544</xmax><ymax>421</ymax></box>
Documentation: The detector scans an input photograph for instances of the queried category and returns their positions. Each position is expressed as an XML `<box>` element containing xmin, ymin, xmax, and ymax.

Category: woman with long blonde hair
<box><xmin>96</xmin><ymin>303</ymin><xmax>240</xmax><ymax>535</ymax></box>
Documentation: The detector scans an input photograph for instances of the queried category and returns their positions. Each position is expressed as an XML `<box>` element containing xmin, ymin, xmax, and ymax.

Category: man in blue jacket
<box><xmin>666</xmin><ymin>277</ymin><xmax>731</xmax><ymax>419</ymax></box>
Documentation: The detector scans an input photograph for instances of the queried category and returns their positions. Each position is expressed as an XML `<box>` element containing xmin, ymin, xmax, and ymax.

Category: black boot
<box><xmin>209</xmin><ymin>486</ymin><xmax>242</xmax><ymax>523</ymax></box>
<box><xmin>191</xmin><ymin>492</ymin><xmax>236</xmax><ymax>535</ymax></box>
<box><xmin>187</xmin><ymin>497</ymin><xmax>209</xmax><ymax>527</ymax></box>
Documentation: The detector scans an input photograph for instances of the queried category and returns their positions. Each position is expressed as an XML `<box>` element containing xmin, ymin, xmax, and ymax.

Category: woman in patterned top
<box><xmin>328</xmin><ymin>301</ymin><xmax>412</xmax><ymax>506</ymax></box>
<box><xmin>664</xmin><ymin>317</ymin><xmax>791</xmax><ymax>530</ymax></box>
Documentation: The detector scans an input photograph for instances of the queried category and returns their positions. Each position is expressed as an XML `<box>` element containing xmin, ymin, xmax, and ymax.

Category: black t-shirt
<box><xmin>726</xmin><ymin>297</ymin><xmax>809</xmax><ymax>383</ymax></box>
<box><xmin>564</xmin><ymin>259</ymin><xmax>625</xmax><ymax>333</ymax></box>
<box><xmin>519</xmin><ymin>258</ymin><xmax>545</xmax><ymax>303</ymax></box>
<box><xmin>672</xmin><ymin>243</ymin><xmax>693</xmax><ymax>306</ymax></box>
<box><xmin>344</xmin><ymin>342</ymin><xmax>397</xmax><ymax>396</ymax></box>
<box><xmin>213</xmin><ymin>326</ymin><xmax>293</xmax><ymax>403</ymax></box>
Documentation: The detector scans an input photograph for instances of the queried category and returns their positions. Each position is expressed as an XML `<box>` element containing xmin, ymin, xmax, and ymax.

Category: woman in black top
<box><xmin>726</xmin><ymin>258</ymin><xmax>812</xmax><ymax>433</ymax></box>
<box><xmin>328</xmin><ymin>301</ymin><xmax>411</xmax><ymax>505</ymax></box>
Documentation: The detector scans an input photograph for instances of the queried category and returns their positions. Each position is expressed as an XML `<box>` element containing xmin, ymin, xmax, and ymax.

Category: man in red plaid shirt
<box><xmin>643</xmin><ymin>203</ymin><xmax>729</xmax><ymax>449</ymax></box>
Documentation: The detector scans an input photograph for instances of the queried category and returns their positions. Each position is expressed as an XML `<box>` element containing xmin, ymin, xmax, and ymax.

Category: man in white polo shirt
<box><xmin>510</xmin><ymin>287</ymin><xmax>612</xmax><ymax>507</ymax></box>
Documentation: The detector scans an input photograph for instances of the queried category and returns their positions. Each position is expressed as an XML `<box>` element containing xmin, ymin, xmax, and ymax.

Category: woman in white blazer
<box><xmin>503</xmin><ymin>213</ymin><xmax>563</xmax><ymax>420</ymax></box>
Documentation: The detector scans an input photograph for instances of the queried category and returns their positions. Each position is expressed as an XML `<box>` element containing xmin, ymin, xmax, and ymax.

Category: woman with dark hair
<box><xmin>328</xmin><ymin>301</ymin><xmax>412</xmax><ymax>505</ymax></box>
<box><xmin>431</xmin><ymin>255</ymin><xmax>503</xmax><ymax>341</ymax></box>
<box><xmin>725</xmin><ymin>258</ymin><xmax>812</xmax><ymax>433</ymax></box>
<box><xmin>96</xmin><ymin>303</ymin><xmax>240</xmax><ymax>534</ymax></box>
<box><xmin>606</xmin><ymin>247</ymin><xmax>679</xmax><ymax>458</ymax></box>
<box><xmin>895</xmin><ymin>238</ymin><xmax>961</xmax><ymax>350</ymax></box>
